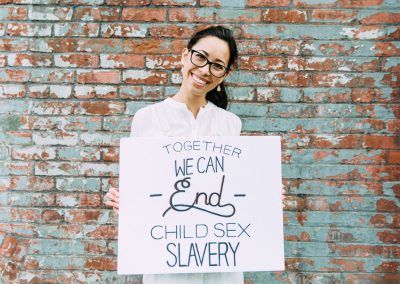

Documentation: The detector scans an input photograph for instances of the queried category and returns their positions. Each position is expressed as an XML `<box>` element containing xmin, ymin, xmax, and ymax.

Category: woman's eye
<box><xmin>195</xmin><ymin>53</ymin><xmax>207</xmax><ymax>61</ymax></box>
<box><xmin>212</xmin><ymin>64</ymin><xmax>224</xmax><ymax>71</ymax></box>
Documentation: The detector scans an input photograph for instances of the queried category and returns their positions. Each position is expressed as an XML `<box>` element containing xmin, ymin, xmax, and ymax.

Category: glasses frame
<box><xmin>189</xmin><ymin>49</ymin><xmax>228</xmax><ymax>78</ymax></box>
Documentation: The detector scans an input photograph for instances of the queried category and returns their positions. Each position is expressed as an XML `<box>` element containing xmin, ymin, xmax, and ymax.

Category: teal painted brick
<box><xmin>30</xmin><ymin>116</ymin><xmax>102</xmax><ymax>131</ymax></box>
<box><xmin>0</xmin><ymin>207</ymin><xmax>12</xmax><ymax>222</ymax></box>
<box><xmin>56</xmin><ymin>177</ymin><xmax>101</xmax><ymax>192</ymax></box>
<box><xmin>243</xmin><ymin>24</ymin><xmax>398</xmax><ymax>40</ymax></box>
<box><xmin>103</xmin><ymin>117</ymin><xmax>132</xmax><ymax>131</ymax></box>
<box><xmin>382</xmin><ymin>182</ymin><xmax>400</xmax><ymax>196</ymax></box>
<box><xmin>0</xmin><ymin>100</ymin><xmax>30</xmax><ymax>114</ymax></box>
<box><xmin>204</xmin><ymin>0</ymin><xmax>246</xmax><ymax>7</ymax></box>
<box><xmin>57</xmin><ymin>147</ymin><xmax>100</xmax><ymax>161</ymax></box>
<box><xmin>281</xmin><ymin>88</ymin><xmax>302</xmax><ymax>102</ymax></box>
<box><xmin>37</xmin><ymin>224</ymin><xmax>84</xmax><ymax>239</ymax></box>
<box><xmin>0</xmin><ymin>162</ymin><xmax>31</xmax><ymax>175</ymax></box>
<box><xmin>268</xmin><ymin>104</ymin><xmax>315</xmax><ymax>117</ymax></box>
<box><xmin>288</xmin><ymin>180</ymin><xmax>381</xmax><ymax>196</ymax></box>
<box><xmin>373</xmin><ymin>105</ymin><xmax>397</xmax><ymax>119</ymax></box>
<box><xmin>285</xmin><ymin>211</ymin><xmax>395</xmax><ymax>228</ymax></box>
<box><xmin>302</xmin><ymin>88</ymin><xmax>351</xmax><ymax>103</ymax></box>
<box><xmin>229</xmin><ymin>102</ymin><xmax>267</xmax><ymax>117</ymax></box>
<box><xmin>35</xmin><ymin>162</ymin><xmax>118</xmax><ymax>177</ymax></box>
<box><xmin>0</xmin><ymin>146</ymin><xmax>8</xmax><ymax>160</ymax></box>
<box><xmin>284</xmin><ymin>226</ymin><xmax>396</xmax><ymax>244</ymax></box>
<box><xmin>28</xmin><ymin>239</ymin><xmax>107</xmax><ymax>255</ymax></box>
<box><xmin>0</xmin><ymin>192</ymin><xmax>54</xmax><ymax>207</ymax></box>
<box><xmin>215</xmin><ymin>8</ymin><xmax>259</xmax><ymax>20</ymax></box>
<box><xmin>302</xmin><ymin>41</ymin><xmax>399</xmax><ymax>57</ymax></box>
<box><xmin>297</xmin><ymin>0</ymin><xmax>336</xmax><ymax>5</ymax></box>
<box><xmin>284</xmin><ymin>149</ymin><xmax>386</xmax><ymax>164</ymax></box>
<box><xmin>80</xmin><ymin>132</ymin><xmax>127</xmax><ymax>146</ymax></box>
<box><xmin>228</xmin><ymin>87</ymin><xmax>254</xmax><ymax>101</ymax></box>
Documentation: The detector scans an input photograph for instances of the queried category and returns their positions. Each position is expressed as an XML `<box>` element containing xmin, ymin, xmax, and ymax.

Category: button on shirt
<box><xmin>129</xmin><ymin>98</ymin><xmax>243</xmax><ymax>284</ymax></box>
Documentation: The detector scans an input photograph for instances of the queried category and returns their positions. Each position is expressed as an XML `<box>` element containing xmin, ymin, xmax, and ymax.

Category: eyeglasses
<box><xmin>189</xmin><ymin>49</ymin><xmax>228</xmax><ymax>78</ymax></box>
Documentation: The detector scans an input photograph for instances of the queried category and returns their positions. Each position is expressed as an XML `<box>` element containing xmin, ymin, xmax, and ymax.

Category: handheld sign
<box><xmin>118</xmin><ymin>136</ymin><xmax>284</xmax><ymax>275</ymax></box>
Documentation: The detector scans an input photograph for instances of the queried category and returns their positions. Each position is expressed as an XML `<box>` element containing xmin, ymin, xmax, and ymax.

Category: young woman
<box><xmin>106</xmin><ymin>26</ymin><xmax>244</xmax><ymax>283</ymax></box>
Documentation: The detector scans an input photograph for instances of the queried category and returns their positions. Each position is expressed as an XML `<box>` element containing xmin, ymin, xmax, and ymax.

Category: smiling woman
<box><xmin>105</xmin><ymin>26</ymin><xmax>244</xmax><ymax>284</ymax></box>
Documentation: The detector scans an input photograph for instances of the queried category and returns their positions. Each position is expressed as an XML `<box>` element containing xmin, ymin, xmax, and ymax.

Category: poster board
<box><xmin>118</xmin><ymin>136</ymin><xmax>284</xmax><ymax>275</ymax></box>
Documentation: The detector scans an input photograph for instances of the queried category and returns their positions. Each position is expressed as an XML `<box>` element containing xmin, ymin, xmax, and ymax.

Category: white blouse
<box><xmin>129</xmin><ymin>98</ymin><xmax>243</xmax><ymax>284</ymax></box>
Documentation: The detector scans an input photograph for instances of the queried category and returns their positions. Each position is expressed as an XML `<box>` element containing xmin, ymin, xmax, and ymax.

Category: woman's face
<box><xmin>180</xmin><ymin>36</ymin><xmax>230</xmax><ymax>97</ymax></box>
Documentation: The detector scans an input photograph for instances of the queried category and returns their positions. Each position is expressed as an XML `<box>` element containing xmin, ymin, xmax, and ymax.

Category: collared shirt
<box><xmin>129</xmin><ymin>98</ymin><xmax>243</xmax><ymax>284</ymax></box>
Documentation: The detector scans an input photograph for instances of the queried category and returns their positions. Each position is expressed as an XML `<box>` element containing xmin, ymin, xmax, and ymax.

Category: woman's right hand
<box><xmin>105</xmin><ymin>187</ymin><xmax>119</xmax><ymax>214</ymax></box>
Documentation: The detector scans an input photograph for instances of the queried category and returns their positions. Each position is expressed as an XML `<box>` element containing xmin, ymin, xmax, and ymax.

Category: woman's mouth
<box><xmin>191</xmin><ymin>73</ymin><xmax>209</xmax><ymax>86</ymax></box>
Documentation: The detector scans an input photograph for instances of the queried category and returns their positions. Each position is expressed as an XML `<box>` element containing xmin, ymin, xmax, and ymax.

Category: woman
<box><xmin>106</xmin><ymin>26</ymin><xmax>244</xmax><ymax>283</ymax></box>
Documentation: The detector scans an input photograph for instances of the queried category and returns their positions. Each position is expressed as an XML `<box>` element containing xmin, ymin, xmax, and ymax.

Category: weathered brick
<box><xmin>54</xmin><ymin>54</ymin><xmax>99</xmax><ymax>68</ymax></box>
<box><xmin>79</xmin><ymin>101</ymin><xmax>125</xmax><ymax>115</ymax></box>
<box><xmin>75</xmin><ymin>7</ymin><xmax>120</xmax><ymax>21</ymax></box>
<box><xmin>100</xmin><ymin>54</ymin><xmax>145</xmax><ymax>68</ymax></box>
<box><xmin>77</xmin><ymin>70</ymin><xmax>120</xmax><ymax>84</ymax></box>
<box><xmin>0</xmin><ymin>39</ymin><xmax>29</xmax><ymax>52</ymax></box>
<box><xmin>28</xmin><ymin>6</ymin><xmax>73</xmax><ymax>21</ymax></box>
<box><xmin>6</xmin><ymin>23</ymin><xmax>52</xmax><ymax>37</ymax></box>
<box><xmin>101</xmin><ymin>23</ymin><xmax>147</xmax><ymax>38</ymax></box>
<box><xmin>28</xmin><ymin>85</ymin><xmax>72</xmax><ymax>99</ymax></box>
<box><xmin>0</xmin><ymin>6</ymin><xmax>28</xmax><ymax>20</ymax></box>
<box><xmin>262</xmin><ymin>9</ymin><xmax>307</xmax><ymax>23</ymax></box>
<box><xmin>123</xmin><ymin>70</ymin><xmax>168</xmax><ymax>84</ymax></box>
<box><xmin>54</xmin><ymin>23</ymin><xmax>99</xmax><ymax>37</ymax></box>
<box><xmin>74</xmin><ymin>85</ymin><xmax>118</xmax><ymax>99</ymax></box>
<box><xmin>122</xmin><ymin>8</ymin><xmax>166</xmax><ymax>21</ymax></box>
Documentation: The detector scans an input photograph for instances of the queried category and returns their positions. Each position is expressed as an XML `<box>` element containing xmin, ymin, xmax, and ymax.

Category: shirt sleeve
<box><xmin>130</xmin><ymin>108</ymin><xmax>146</xmax><ymax>137</ymax></box>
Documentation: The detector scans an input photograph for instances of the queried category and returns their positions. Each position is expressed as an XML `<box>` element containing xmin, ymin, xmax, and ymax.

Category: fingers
<box><xmin>281</xmin><ymin>185</ymin><xmax>286</xmax><ymax>200</ymax></box>
<box><xmin>105</xmin><ymin>187</ymin><xmax>120</xmax><ymax>214</ymax></box>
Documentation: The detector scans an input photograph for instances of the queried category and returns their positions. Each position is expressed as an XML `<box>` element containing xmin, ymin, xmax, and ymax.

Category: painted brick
<box><xmin>1</xmin><ymin>1</ymin><xmax>399</xmax><ymax>282</ymax></box>
<box><xmin>101</xmin><ymin>23</ymin><xmax>147</xmax><ymax>38</ymax></box>
<box><xmin>28</xmin><ymin>6</ymin><xmax>73</xmax><ymax>21</ymax></box>
<box><xmin>74</xmin><ymin>85</ymin><xmax>118</xmax><ymax>99</ymax></box>
<box><xmin>28</xmin><ymin>85</ymin><xmax>72</xmax><ymax>99</ymax></box>
<box><xmin>75</xmin><ymin>7</ymin><xmax>120</xmax><ymax>21</ymax></box>
<box><xmin>54</xmin><ymin>23</ymin><xmax>99</xmax><ymax>37</ymax></box>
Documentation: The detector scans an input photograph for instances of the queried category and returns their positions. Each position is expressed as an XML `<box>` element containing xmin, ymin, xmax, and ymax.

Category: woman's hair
<box><xmin>187</xmin><ymin>26</ymin><xmax>238</xmax><ymax>110</ymax></box>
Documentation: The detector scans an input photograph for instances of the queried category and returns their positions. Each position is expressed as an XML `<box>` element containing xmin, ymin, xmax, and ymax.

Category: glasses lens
<box><xmin>191</xmin><ymin>51</ymin><xmax>207</xmax><ymax>67</ymax></box>
<box><xmin>210</xmin><ymin>64</ymin><xmax>226</xmax><ymax>77</ymax></box>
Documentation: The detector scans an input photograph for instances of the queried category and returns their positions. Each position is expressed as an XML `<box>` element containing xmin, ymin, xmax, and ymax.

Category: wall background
<box><xmin>0</xmin><ymin>0</ymin><xmax>399</xmax><ymax>283</ymax></box>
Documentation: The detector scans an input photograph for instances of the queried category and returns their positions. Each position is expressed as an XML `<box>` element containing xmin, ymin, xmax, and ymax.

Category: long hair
<box><xmin>187</xmin><ymin>26</ymin><xmax>238</xmax><ymax>110</ymax></box>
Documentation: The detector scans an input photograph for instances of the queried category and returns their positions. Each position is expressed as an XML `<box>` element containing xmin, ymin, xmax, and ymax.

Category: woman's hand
<box><xmin>105</xmin><ymin>187</ymin><xmax>119</xmax><ymax>214</ymax></box>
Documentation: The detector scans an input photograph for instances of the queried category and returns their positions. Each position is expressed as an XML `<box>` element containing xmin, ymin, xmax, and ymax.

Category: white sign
<box><xmin>118</xmin><ymin>136</ymin><xmax>284</xmax><ymax>275</ymax></box>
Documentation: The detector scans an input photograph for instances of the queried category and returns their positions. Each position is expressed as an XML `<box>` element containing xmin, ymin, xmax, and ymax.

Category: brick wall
<box><xmin>0</xmin><ymin>0</ymin><xmax>399</xmax><ymax>283</ymax></box>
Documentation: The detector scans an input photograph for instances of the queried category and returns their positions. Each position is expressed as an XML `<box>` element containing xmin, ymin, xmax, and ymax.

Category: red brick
<box><xmin>75</xmin><ymin>7</ymin><xmax>120</xmax><ymax>21</ymax></box>
<box><xmin>247</xmin><ymin>0</ymin><xmax>290</xmax><ymax>6</ymax></box>
<box><xmin>149</xmin><ymin>25</ymin><xmax>194</xmax><ymax>38</ymax></box>
<box><xmin>314</xmin><ymin>135</ymin><xmax>359</xmax><ymax>148</ymax></box>
<box><xmin>77</xmin><ymin>70</ymin><xmax>120</xmax><ymax>84</ymax></box>
<box><xmin>377</xmin><ymin>230</ymin><xmax>399</xmax><ymax>244</ymax></box>
<box><xmin>240</xmin><ymin>56</ymin><xmax>286</xmax><ymax>70</ymax></box>
<box><xmin>152</xmin><ymin>0</ymin><xmax>196</xmax><ymax>5</ymax></box>
<box><xmin>0</xmin><ymin>70</ymin><xmax>29</xmax><ymax>83</ymax></box>
<box><xmin>101</xmin><ymin>54</ymin><xmax>145</xmax><ymax>68</ymax></box>
<box><xmin>65</xmin><ymin>209</ymin><xmax>101</xmax><ymax>223</ymax></box>
<box><xmin>388</xmin><ymin>151</ymin><xmax>400</xmax><ymax>164</ymax></box>
<box><xmin>0</xmin><ymin>235</ymin><xmax>18</xmax><ymax>257</ymax></box>
<box><xmin>311</xmin><ymin>9</ymin><xmax>356</xmax><ymax>22</ymax></box>
<box><xmin>106</xmin><ymin>0</ymin><xmax>150</xmax><ymax>4</ymax></box>
<box><xmin>360</xmin><ymin>12</ymin><xmax>400</xmax><ymax>24</ymax></box>
<box><xmin>376</xmin><ymin>199</ymin><xmax>399</xmax><ymax>212</ymax></box>
<box><xmin>294</xmin><ymin>0</ymin><xmax>336</xmax><ymax>7</ymax></box>
<box><xmin>262</xmin><ymin>9</ymin><xmax>307</xmax><ymax>23</ymax></box>
<box><xmin>122</xmin><ymin>8</ymin><xmax>166</xmax><ymax>21</ymax></box>
<box><xmin>42</xmin><ymin>210</ymin><xmax>63</xmax><ymax>222</ymax></box>
<box><xmin>55</xmin><ymin>54</ymin><xmax>99</xmax><ymax>68</ymax></box>
<box><xmin>362</xmin><ymin>135</ymin><xmax>400</xmax><ymax>149</ymax></box>
<box><xmin>0</xmin><ymin>39</ymin><xmax>28</xmax><ymax>52</ymax></box>
<box><xmin>84</xmin><ymin>257</ymin><xmax>116</xmax><ymax>270</ymax></box>
<box><xmin>169</xmin><ymin>8</ymin><xmax>214</xmax><ymax>22</ymax></box>
<box><xmin>80</xmin><ymin>101</ymin><xmax>125</xmax><ymax>115</ymax></box>
<box><xmin>340</xmin><ymin>0</ymin><xmax>386</xmax><ymax>8</ymax></box>
<box><xmin>375</xmin><ymin>261</ymin><xmax>399</xmax><ymax>273</ymax></box>
<box><xmin>102</xmin><ymin>147</ymin><xmax>119</xmax><ymax>162</ymax></box>
<box><xmin>373</xmin><ymin>42</ymin><xmax>400</xmax><ymax>56</ymax></box>
<box><xmin>124</xmin><ymin>38</ymin><xmax>171</xmax><ymax>54</ymax></box>
<box><xmin>85</xmin><ymin>225</ymin><xmax>118</xmax><ymax>239</ymax></box>
<box><xmin>2</xmin><ymin>7</ymin><xmax>28</xmax><ymax>20</ymax></box>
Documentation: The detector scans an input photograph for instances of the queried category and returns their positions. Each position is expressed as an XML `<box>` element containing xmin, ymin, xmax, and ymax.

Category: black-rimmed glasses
<box><xmin>189</xmin><ymin>49</ymin><xmax>228</xmax><ymax>78</ymax></box>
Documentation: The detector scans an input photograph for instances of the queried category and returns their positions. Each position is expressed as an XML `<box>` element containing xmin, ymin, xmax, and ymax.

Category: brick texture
<box><xmin>0</xmin><ymin>1</ymin><xmax>399</xmax><ymax>283</ymax></box>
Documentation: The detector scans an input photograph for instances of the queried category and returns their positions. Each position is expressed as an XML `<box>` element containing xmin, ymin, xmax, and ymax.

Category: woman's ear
<box><xmin>181</xmin><ymin>48</ymin><xmax>189</xmax><ymax>64</ymax></box>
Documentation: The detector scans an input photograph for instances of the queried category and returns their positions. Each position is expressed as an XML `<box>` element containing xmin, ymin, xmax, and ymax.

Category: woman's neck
<box><xmin>173</xmin><ymin>90</ymin><xmax>207</xmax><ymax>118</ymax></box>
